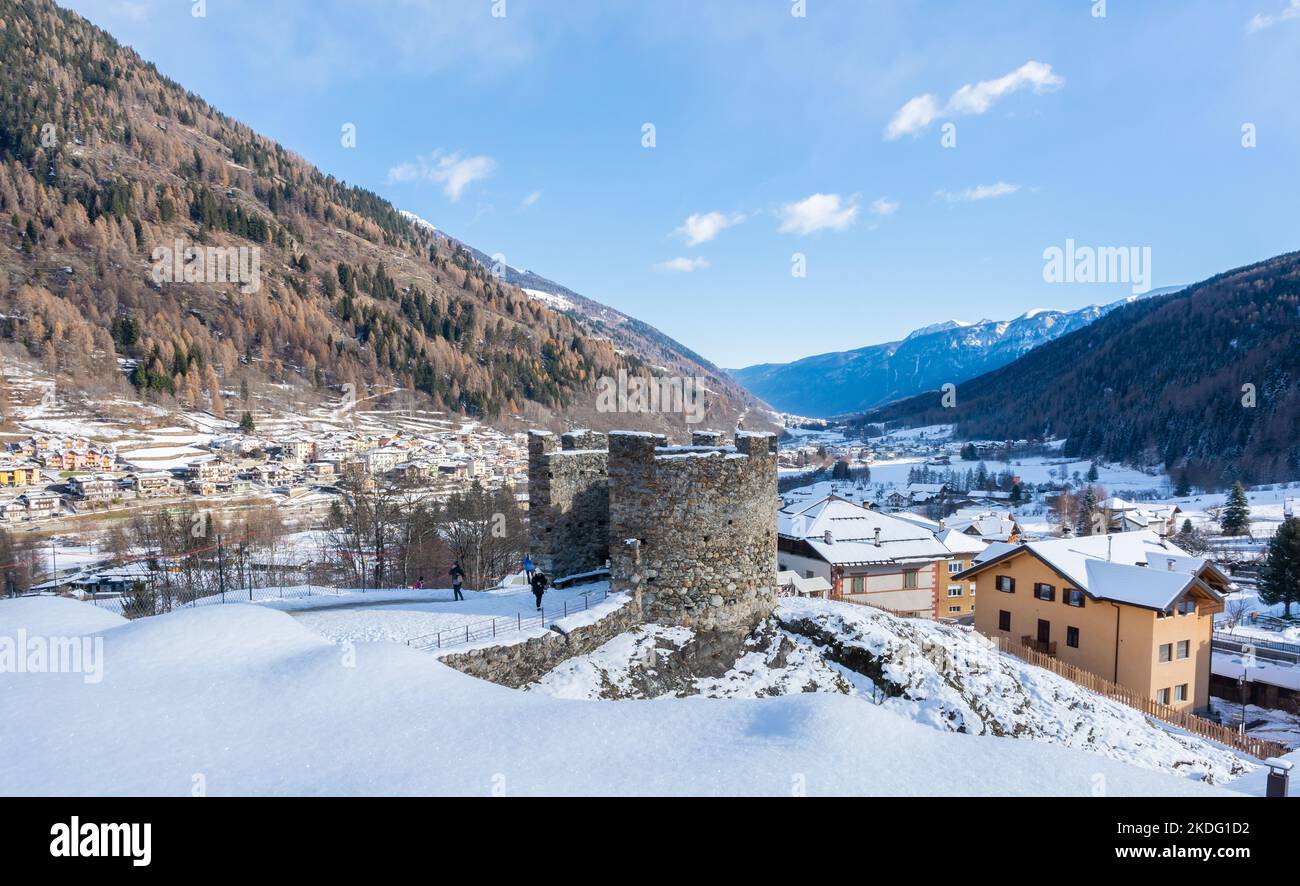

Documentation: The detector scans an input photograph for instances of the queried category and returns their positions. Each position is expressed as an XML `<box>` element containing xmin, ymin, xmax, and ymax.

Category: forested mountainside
<box><xmin>857</xmin><ymin>251</ymin><xmax>1300</xmax><ymax>487</ymax></box>
<box><xmin>0</xmin><ymin>0</ymin><xmax>760</xmax><ymax>433</ymax></box>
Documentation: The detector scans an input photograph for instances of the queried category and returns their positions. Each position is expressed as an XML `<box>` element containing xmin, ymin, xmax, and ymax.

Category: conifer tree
<box><xmin>1259</xmin><ymin>516</ymin><xmax>1300</xmax><ymax>619</ymax></box>
<box><xmin>1219</xmin><ymin>481</ymin><xmax>1251</xmax><ymax>536</ymax></box>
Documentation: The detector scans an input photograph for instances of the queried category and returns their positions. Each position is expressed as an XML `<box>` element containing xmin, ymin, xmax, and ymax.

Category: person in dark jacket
<box><xmin>530</xmin><ymin>571</ymin><xmax>549</xmax><ymax>611</ymax></box>
<box><xmin>449</xmin><ymin>561</ymin><xmax>465</xmax><ymax>601</ymax></box>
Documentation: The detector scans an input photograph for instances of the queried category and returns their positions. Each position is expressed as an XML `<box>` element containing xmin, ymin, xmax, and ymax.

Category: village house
<box><xmin>935</xmin><ymin>527</ymin><xmax>987</xmax><ymax>618</ymax></box>
<box><xmin>778</xmin><ymin>494</ymin><xmax>952</xmax><ymax>617</ymax></box>
<box><xmin>958</xmin><ymin>531</ymin><xmax>1229</xmax><ymax>712</ymax></box>
<box><xmin>1099</xmin><ymin>497</ymin><xmax>1181</xmax><ymax>537</ymax></box>
<box><xmin>944</xmin><ymin>509</ymin><xmax>1022</xmax><ymax>544</ymax></box>
<box><xmin>0</xmin><ymin>460</ymin><xmax>41</xmax><ymax>487</ymax></box>
<box><xmin>131</xmin><ymin>471</ymin><xmax>174</xmax><ymax>498</ymax></box>
<box><xmin>277</xmin><ymin>438</ymin><xmax>315</xmax><ymax>464</ymax></box>
<box><xmin>0</xmin><ymin>490</ymin><xmax>62</xmax><ymax>523</ymax></box>
<box><xmin>362</xmin><ymin>447</ymin><xmax>400</xmax><ymax>475</ymax></box>
<box><xmin>69</xmin><ymin>473</ymin><xmax>121</xmax><ymax>503</ymax></box>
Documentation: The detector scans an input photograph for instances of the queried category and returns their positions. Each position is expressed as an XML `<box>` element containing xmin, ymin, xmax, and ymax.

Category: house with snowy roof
<box><xmin>777</xmin><ymin>494</ymin><xmax>952</xmax><ymax>617</ymax></box>
<box><xmin>958</xmin><ymin>531</ymin><xmax>1229</xmax><ymax>712</ymax></box>
<box><xmin>1098</xmin><ymin>497</ymin><xmax>1181</xmax><ymax>537</ymax></box>
<box><xmin>945</xmin><ymin>509</ymin><xmax>1022</xmax><ymax>544</ymax></box>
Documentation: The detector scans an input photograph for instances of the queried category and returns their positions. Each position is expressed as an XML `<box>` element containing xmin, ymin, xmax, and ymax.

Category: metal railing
<box><xmin>1213</xmin><ymin>629</ymin><xmax>1300</xmax><ymax>658</ymax></box>
<box><xmin>405</xmin><ymin>589</ymin><xmax>613</xmax><ymax>653</ymax></box>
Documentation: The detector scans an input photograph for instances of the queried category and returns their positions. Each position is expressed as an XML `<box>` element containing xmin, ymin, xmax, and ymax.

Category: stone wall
<box><xmin>608</xmin><ymin>430</ymin><xmax>779</xmax><ymax>634</ymax></box>
<box><xmin>440</xmin><ymin>595</ymin><xmax>643</xmax><ymax>688</ymax></box>
<box><xmin>527</xmin><ymin>430</ymin><xmax>609</xmax><ymax>579</ymax></box>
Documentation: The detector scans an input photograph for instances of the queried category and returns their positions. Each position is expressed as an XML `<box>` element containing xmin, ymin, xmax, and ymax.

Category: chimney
<box><xmin>823</xmin><ymin>530</ymin><xmax>834</xmax><ymax>545</ymax></box>
<box><xmin>1106</xmin><ymin>536</ymin><xmax>1112</xmax><ymax>562</ymax></box>
<box><xmin>1167</xmin><ymin>558</ymin><xmax>1176</xmax><ymax>571</ymax></box>
<box><xmin>874</xmin><ymin>527</ymin><xmax>882</xmax><ymax>547</ymax></box>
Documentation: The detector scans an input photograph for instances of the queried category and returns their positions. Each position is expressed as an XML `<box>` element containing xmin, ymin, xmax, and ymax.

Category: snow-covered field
<box><xmin>0</xmin><ymin>595</ymin><xmax>1246</xmax><ymax>796</ymax></box>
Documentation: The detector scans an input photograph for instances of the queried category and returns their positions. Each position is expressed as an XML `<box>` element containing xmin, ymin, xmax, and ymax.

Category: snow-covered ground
<box><xmin>0</xmin><ymin>596</ymin><xmax>1244</xmax><ymax>796</ymax></box>
<box><xmin>531</xmin><ymin>596</ymin><xmax>1256</xmax><ymax>786</ymax></box>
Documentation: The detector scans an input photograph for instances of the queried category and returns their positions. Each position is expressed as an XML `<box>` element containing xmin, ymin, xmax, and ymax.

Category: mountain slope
<box><xmin>400</xmin><ymin>210</ymin><xmax>758</xmax><ymax>422</ymax></box>
<box><xmin>858</xmin><ymin>251</ymin><xmax>1300</xmax><ymax>485</ymax></box>
<box><xmin>731</xmin><ymin>291</ymin><xmax>1182</xmax><ymax>417</ymax></box>
<box><xmin>0</xmin><ymin>0</ymin><xmax>762</xmax><ymax>435</ymax></box>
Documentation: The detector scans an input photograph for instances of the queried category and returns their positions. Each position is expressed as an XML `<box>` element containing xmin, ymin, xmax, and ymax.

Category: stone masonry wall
<box><xmin>440</xmin><ymin>595</ymin><xmax>643</xmax><ymax>688</ymax></box>
<box><xmin>608</xmin><ymin>431</ymin><xmax>779</xmax><ymax>634</ymax></box>
<box><xmin>527</xmin><ymin>430</ymin><xmax>609</xmax><ymax>580</ymax></box>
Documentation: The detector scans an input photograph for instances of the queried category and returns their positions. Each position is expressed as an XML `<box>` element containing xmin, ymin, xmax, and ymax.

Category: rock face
<box><xmin>527</xmin><ymin>430</ymin><xmax>610</xmax><ymax>579</ymax></box>
<box><xmin>527</xmin><ymin>427</ymin><xmax>779</xmax><ymax>644</ymax></box>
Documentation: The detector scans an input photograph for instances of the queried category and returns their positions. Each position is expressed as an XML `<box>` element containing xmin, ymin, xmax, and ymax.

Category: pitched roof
<box><xmin>779</xmin><ymin>495</ymin><xmax>950</xmax><ymax>566</ymax></box>
<box><xmin>958</xmin><ymin>530</ymin><xmax>1228</xmax><ymax>611</ymax></box>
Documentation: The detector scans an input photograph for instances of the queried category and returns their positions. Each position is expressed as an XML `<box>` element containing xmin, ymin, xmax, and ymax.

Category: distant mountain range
<box><xmin>857</xmin><ymin>252</ymin><xmax>1300</xmax><ymax>486</ymax></box>
<box><xmin>730</xmin><ymin>288</ymin><xmax>1185</xmax><ymax>417</ymax></box>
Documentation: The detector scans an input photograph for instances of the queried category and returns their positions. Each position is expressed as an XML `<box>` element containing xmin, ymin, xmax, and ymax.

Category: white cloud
<box><xmin>521</xmin><ymin>190</ymin><xmax>542</xmax><ymax>209</ymax></box>
<box><xmin>885</xmin><ymin>60</ymin><xmax>1063</xmax><ymax>140</ymax></box>
<box><xmin>870</xmin><ymin>197</ymin><xmax>900</xmax><ymax>217</ymax></box>
<box><xmin>673</xmin><ymin>211</ymin><xmax>746</xmax><ymax>246</ymax></box>
<box><xmin>387</xmin><ymin>150</ymin><xmax>497</xmax><ymax>201</ymax></box>
<box><xmin>777</xmin><ymin>193</ymin><xmax>860</xmax><ymax>235</ymax></box>
<box><xmin>884</xmin><ymin>94</ymin><xmax>941</xmax><ymax>141</ymax></box>
<box><xmin>937</xmin><ymin>181</ymin><xmax>1022</xmax><ymax>202</ymax></box>
<box><xmin>655</xmin><ymin>257</ymin><xmax>710</xmax><ymax>273</ymax></box>
<box><xmin>1248</xmin><ymin>0</ymin><xmax>1300</xmax><ymax>31</ymax></box>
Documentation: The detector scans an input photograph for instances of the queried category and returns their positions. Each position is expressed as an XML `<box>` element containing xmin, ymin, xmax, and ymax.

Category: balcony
<box><xmin>1021</xmin><ymin>635</ymin><xmax>1057</xmax><ymax>656</ymax></box>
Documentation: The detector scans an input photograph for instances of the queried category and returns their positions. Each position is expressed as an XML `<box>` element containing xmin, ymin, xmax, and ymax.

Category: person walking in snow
<box><xmin>449</xmin><ymin>561</ymin><xmax>465</xmax><ymax>601</ymax></box>
<box><xmin>413</xmin><ymin>576</ymin><xmax>423</xmax><ymax>590</ymax></box>
<box><xmin>530</xmin><ymin>570</ymin><xmax>549</xmax><ymax>611</ymax></box>
<box><xmin>522</xmin><ymin>554</ymin><xmax>535</xmax><ymax>584</ymax></box>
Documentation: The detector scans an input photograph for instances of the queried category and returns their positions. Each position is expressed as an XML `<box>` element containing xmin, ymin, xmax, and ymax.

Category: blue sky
<box><xmin>63</xmin><ymin>0</ymin><xmax>1300</xmax><ymax>367</ymax></box>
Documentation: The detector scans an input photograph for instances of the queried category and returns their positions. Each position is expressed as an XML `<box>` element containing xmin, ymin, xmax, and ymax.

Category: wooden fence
<box><xmin>996</xmin><ymin>636</ymin><xmax>1288</xmax><ymax>761</ymax></box>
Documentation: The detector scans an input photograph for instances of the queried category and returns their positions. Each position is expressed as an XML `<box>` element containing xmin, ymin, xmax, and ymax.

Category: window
<box><xmin>1066</xmin><ymin>626</ymin><xmax>1080</xmax><ymax>648</ymax></box>
<box><xmin>998</xmin><ymin>610</ymin><xmax>1011</xmax><ymax>632</ymax></box>
<box><xmin>948</xmin><ymin>561</ymin><xmax>963</xmax><ymax>574</ymax></box>
<box><xmin>1033</xmin><ymin>582</ymin><xmax>1055</xmax><ymax>602</ymax></box>
<box><xmin>996</xmin><ymin>575</ymin><xmax>1015</xmax><ymax>593</ymax></box>
<box><xmin>850</xmin><ymin>576</ymin><xmax>865</xmax><ymax>594</ymax></box>
<box><xmin>948</xmin><ymin>605</ymin><xmax>961</xmax><ymax>613</ymax></box>
<box><xmin>1159</xmin><ymin>643</ymin><xmax>1172</xmax><ymax>663</ymax></box>
<box><xmin>1176</xmin><ymin>640</ymin><xmax>1189</xmax><ymax>660</ymax></box>
<box><xmin>1064</xmin><ymin>589</ymin><xmax>1086</xmax><ymax>608</ymax></box>
<box><xmin>903</xmin><ymin>570</ymin><xmax>919</xmax><ymax>589</ymax></box>
<box><xmin>1175</xmin><ymin>684</ymin><xmax>1188</xmax><ymax>702</ymax></box>
<box><xmin>804</xmin><ymin>570</ymin><xmax>813</xmax><ymax>579</ymax></box>
<box><xmin>1178</xmin><ymin>600</ymin><xmax>1196</xmax><ymax>616</ymax></box>
<box><xmin>948</xmin><ymin>585</ymin><xmax>963</xmax><ymax>597</ymax></box>
<box><xmin>969</xmin><ymin>583</ymin><xmax>976</xmax><ymax>596</ymax></box>
<box><xmin>1157</xmin><ymin>687</ymin><xmax>1171</xmax><ymax>705</ymax></box>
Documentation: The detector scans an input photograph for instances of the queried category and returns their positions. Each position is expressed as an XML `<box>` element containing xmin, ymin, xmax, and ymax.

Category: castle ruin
<box><xmin>527</xmin><ymin>428</ymin><xmax>779</xmax><ymax>635</ymax></box>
